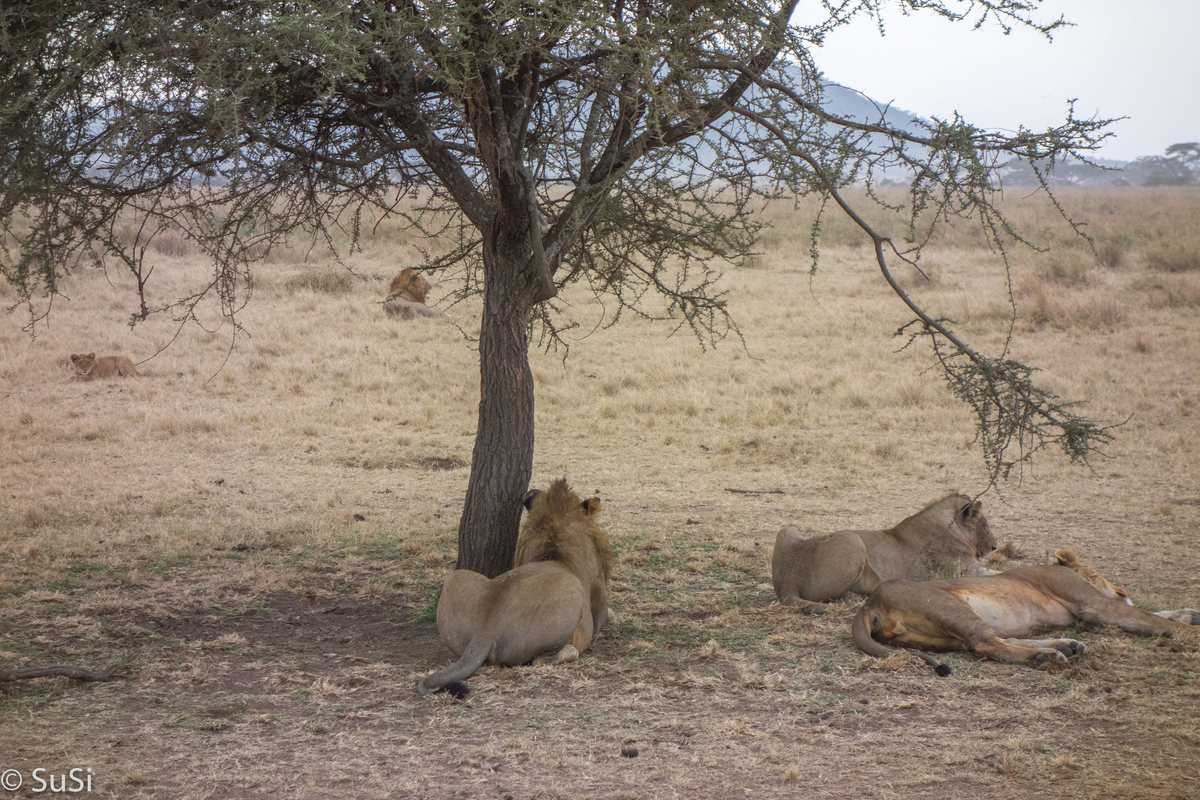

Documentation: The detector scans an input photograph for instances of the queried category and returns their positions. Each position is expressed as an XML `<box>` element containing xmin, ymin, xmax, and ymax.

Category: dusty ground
<box><xmin>1</xmin><ymin>188</ymin><xmax>1199</xmax><ymax>798</ymax></box>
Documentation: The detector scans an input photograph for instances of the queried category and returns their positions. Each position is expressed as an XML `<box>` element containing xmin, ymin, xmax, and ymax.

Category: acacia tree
<box><xmin>2</xmin><ymin>1</ymin><xmax>1118</xmax><ymax>577</ymax></box>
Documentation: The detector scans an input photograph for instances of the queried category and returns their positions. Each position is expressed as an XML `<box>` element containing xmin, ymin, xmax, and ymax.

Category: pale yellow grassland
<box><xmin>0</xmin><ymin>187</ymin><xmax>1198</xmax><ymax>799</ymax></box>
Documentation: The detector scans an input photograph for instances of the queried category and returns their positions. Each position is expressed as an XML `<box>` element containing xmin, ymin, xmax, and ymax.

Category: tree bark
<box><xmin>455</xmin><ymin>216</ymin><xmax>541</xmax><ymax>578</ymax></box>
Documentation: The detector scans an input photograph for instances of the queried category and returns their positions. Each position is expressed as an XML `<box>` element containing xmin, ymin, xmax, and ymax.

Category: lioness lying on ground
<box><xmin>772</xmin><ymin>493</ymin><xmax>996</xmax><ymax>614</ymax></box>
<box><xmin>383</xmin><ymin>268</ymin><xmax>449</xmax><ymax>320</ymax></box>
<box><xmin>417</xmin><ymin>479</ymin><xmax>613</xmax><ymax>697</ymax></box>
<box><xmin>70</xmin><ymin>353</ymin><xmax>138</xmax><ymax>380</ymax></box>
<box><xmin>852</xmin><ymin>549</ymin><xmax>1199</xmax><ymax>675</ymax></box>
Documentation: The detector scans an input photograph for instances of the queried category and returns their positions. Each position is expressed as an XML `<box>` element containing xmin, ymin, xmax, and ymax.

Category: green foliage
<box><xmin>1164</xmin><ymin>142</ymin><xmax>1200</xmax><ymax>165</ymax></box>
<box><xmin>910</xmin><ymin>330</ymin><xmax>1122</xmax><ymax>485</ymax></box>
<box><xmin>416</xmin><ymin>593</ymin><xmax>440</xmax><ymax>625</ymax></box>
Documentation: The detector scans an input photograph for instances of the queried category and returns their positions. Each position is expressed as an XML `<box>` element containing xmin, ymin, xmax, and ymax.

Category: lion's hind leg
<box><xmin>531</xmin><ymin>621</ymin><xmax>589</xmax><ymax>667</ymax></box>
<box><xmin>779</xmin><ymin>596</ymin><xmax>828</xmax><ymax>615</ymax></box>
<box><xmin>972</xmin><ymin>638</ymin><xmax>1068</xmax><ymax>664</ymax></box>
<box><xmin>546</xmin><ymin>645</ymin><xmax>580</xmax><ymax>665</ymax></box>
<box><xmin>1155</xmin><ymin>608</ymin><xmax>1200</xmax><ymax>626</ymax></box>
<box><xmin>1077</xmin><ymin>596</ymin><xmax>1193</xmax><ymax>636</ymax></box>
<box><xmin>531</xmin><ymin>645</ymin><xmax>580</xmax><ymax>666</ymax></box>
<box><xmin>999</xmin><ymin>637</ymin><xmax>1086</xmax><ymax>663</ymax></box>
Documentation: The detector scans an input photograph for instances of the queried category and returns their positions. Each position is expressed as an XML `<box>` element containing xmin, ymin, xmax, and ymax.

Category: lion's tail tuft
<box><xmin>417</xmin><ymin>638</ymin><xmax>491</xmax><ymax>698</ymax></box>
<box><xmin>852</xmin><ymin>602</ymin><xmax>951</xmax><ymax>677</ymax></box>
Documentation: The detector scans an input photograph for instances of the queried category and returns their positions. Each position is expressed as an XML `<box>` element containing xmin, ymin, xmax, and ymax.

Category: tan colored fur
<box><xmin>1054</xmin><ymin>548</ymin><xmax>1130</xmax><ymax>604</ymax></box>
<box><xmin>853</xmin><ymin>552</ymin><xmax>1197</xmax><ymax>671</ymax></box>
<box><xmin>384</xmin><ymin>268</ymin><xmax>447</xmax><ymax>319</ymax></box>
<box><xmin>772</xmin><ymin>493</ymin><xmax>996</xmax><ymax>614</ymax></box>
<box><xmin>70</xmin><ymin>353</ymin><xmax>138</xmax><ymax>380</ymax></box>
<box><xmin>417</xmin><ymin>479</ymin><xmax>613</xmax><ymax>697</ymax></box>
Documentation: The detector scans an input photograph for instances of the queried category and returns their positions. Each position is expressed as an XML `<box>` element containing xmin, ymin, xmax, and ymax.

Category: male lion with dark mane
<box><xmin>383</xmin><ymin>268</ymin><xmax>448</xmax><ymax>319</ymax></box>
<box><xmin>772</xmin><ymin>493</ymin><xmax>996</xmax><ymax>614</ymax></box>
<box><xmin>417</xmin><ymin>479</ymin><xmax>613</xmax><ymax>698</ymax></box>
<box><xmin>852</xmin><ymin>549</ymin><xmax>1199</xmax><ymax>675</ymax></box>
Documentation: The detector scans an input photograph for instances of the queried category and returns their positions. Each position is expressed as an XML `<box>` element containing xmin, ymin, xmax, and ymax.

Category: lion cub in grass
<box><xmin>70</xmin><ymin>353</ymin><xmax>139</xmax><ymax>380</ymax></box>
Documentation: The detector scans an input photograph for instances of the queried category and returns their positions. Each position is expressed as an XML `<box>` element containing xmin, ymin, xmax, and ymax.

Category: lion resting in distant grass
<box><xmin>384</xmin><ymin>268</ymin><xmax>448</xmax><ymax>320</ymax></box>
<box><xmin>772</xmin><ymin>493</ymin><xmax>996</xmax><ymax>614</ymax></box>
<box><xmin>417</xmin><ymin>479</ymin><xmax>613</xmax><ymax>697</ymax></box>
<box><xmin>852</xmin><ymin>549</ymin><xmax>1199</xmax><ymax>675</ymax></box>
<box><xmin>70</xmin><ymin>353</ymin><xmax>138</xmax><ymax>380</ymax></box>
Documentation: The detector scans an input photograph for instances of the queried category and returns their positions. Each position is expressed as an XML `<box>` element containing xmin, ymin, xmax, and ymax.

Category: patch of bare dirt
<box><xmin>3</xmin><ymin>592</ymin><xmax>1198</xmax><ymax>800</ymax></box>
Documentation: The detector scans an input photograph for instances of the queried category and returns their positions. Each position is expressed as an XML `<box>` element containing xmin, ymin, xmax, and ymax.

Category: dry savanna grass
<box><xmin>2</xmin><ymin>187</ymin><xmax>1199</xmax><ymax>799</ymax></box>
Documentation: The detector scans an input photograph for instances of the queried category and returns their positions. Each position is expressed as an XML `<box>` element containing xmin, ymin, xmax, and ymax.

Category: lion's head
<box><xmin>69</xmin><ymin>353</ymin><xmax>97</xmax><ymax>377</ymax></box>
<box><xmin>515</xmin><ymin>479</ymin><xmax>612</xmax><ymax>585</ymax></box>
<box><xmin>967</xmin><ymin>500</ymin><xmax>997</xmax><ymax>558</ymax></box>
<box><xmin>1055</xmin><ymin>549</ymin><xmax>1131</xmax><ymax>604</ymax></box>
<box><xmin>914</xmin><ymin>493</ymin><xmax>996</xmax><ymax>566</ymax></box>
<box><xmin>386</xmin><ymin>268</ymin><xmax>431</xmax><ymax>304</ymax></box>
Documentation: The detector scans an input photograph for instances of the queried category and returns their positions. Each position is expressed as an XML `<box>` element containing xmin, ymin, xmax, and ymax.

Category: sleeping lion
<box><xmin>853</xmin><ymin>548</ymin><xmax>1199</xmax><ymax>675</ymax></box>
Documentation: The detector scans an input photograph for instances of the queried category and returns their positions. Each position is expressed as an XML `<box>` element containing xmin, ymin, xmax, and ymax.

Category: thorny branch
<box><xmin>0</xmin><ymin>0</ymin><xmax>1123</xmax><ymax>481</ymax></box>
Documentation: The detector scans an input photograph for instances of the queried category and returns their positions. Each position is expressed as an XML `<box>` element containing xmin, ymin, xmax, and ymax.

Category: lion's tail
<box><xmin>417</xmin><ymin>637</ymin><xmax>492</xmax><ymax>699</ymax></box>
<box><xmin>851</xmin><ymin>603</ymin><xmax>951</xmax><ymax>678</ymax></box>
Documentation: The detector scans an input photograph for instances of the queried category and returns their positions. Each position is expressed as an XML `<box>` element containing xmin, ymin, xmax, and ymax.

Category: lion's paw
<box><xmin>1056</xmin><ymin>640</ymin><xmax>1086</xmax><ymax>658</ymax></box>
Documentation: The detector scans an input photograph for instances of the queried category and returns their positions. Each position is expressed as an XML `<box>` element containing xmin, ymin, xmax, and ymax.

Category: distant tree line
<box><xmin>1000</xmin><ymin>142</ymin><xmax>1200</xmax><ymax>187</ymax></box>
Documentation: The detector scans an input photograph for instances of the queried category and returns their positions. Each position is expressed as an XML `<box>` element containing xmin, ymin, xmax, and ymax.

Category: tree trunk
<box><xmin>455</xmin><ymin>219</ymin><xmax>540</xmax><ymax>578</ymax></box>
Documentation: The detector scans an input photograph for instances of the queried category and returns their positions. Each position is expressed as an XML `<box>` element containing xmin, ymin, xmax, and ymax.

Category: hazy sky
<box><xmin>793</xmin><ymin>1</ymin><xmax>1199</xmax><ymax>162</ymax></box>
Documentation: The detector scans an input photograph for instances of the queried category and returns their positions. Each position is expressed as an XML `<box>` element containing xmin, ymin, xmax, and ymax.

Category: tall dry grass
<box><xmin>3</xmin><ymin>188</ymin><xmax>1200</xmax><ymax>586</ymax></box>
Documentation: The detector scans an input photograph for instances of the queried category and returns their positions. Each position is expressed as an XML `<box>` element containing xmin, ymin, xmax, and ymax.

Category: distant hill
<box><xmin>788</xmin><ymin>69</ymin><xmax>1193</xmax><ymax>188</ymax></box>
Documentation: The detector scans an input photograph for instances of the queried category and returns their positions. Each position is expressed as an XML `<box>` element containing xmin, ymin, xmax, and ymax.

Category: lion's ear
<box><xmin>88</xmin><ymin>352</ymin><xmax>96</xmax><ymax>359</ymax></box>
<box><xmin>522</xmin><ymin>489</ymin><xmax>542</xmax><ymax>510</ymax></box>
<box><xmin>962</xmin><ymin>501</ymin><xmax>981</xmax><ymax>520</ymax></box>
<box><xmin>1054</xmin><ymin>549</ymin><xmax>1078</xmax><ymax>567</ymax></box>
<box><xmin>582</xmin><ymin>497</ymin><xmax>601</xmax><ymax>516</ymax></box>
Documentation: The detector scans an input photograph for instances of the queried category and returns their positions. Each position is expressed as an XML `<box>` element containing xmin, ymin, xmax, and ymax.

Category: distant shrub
<box><xmin>894</xmin><ymin>379</ymin><xmax>925</xmax><ymax>407</ymax></box>
<box><xmin>1016</xmin><ymin>275</ymin><xmax>1061</xmax><ymax>329</ymax></box>
<box><xmin>149</xmin><ymin>230</ymin><xmax>194</xmax><ymax>257</ymax></box>
<box><xmin>1071</xmin><ymin>297</ymin><xmax>1124</xmax><ymax>330</ymax></box>
<box><xmin>1143</xmin><ymin>241</ymin><xmax>1200</xmax><ymax>273</ymax></box>
<box><xmin>1036</xmin><ymin>250</ymin><xmax>1090</xmax><ymax>286</ymax></box>
<box><xmin>1094</xmin><ymin>236</ymin><xmax>1130</xmax><ymax>268</ymax></box>
<box><xmin>1138</xmin><ymin>275</ymin><xmax>1200</xmax><ymax>309</ymax></box>
<box><xmin>1016</xmin><ymin>276</ymin><xmax>1121</xmax><ymax>330</ymax></box>
<box><xmin>284</xmin><ymin>269</ymin><xmax>354</xmax><ymax>294</ymax></box>
<box><xmin>893</xmin><ymin>260</ymin><xmax>942</xmax><ymax>291</ymax></box>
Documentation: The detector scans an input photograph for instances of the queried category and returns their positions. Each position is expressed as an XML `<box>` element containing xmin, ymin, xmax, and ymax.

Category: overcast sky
<box><xmin>793</xmin><ymin>1</ymin><xmax>1199</xmax><ymax>162</ymax></box>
